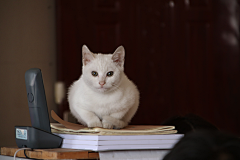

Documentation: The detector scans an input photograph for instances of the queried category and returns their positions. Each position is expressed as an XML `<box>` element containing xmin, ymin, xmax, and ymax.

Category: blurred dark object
<box><xmin>161</xmin><ymin>114</ymin><xmax>218</xmax><ymax>134</ymax></box>
<box><xmin>163</xmin><ymin>131</ymin><xmax>240</xmax><ymax>160</ymax></box>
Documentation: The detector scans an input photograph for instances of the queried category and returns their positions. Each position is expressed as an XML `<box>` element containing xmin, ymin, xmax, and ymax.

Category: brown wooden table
<box><xmin>0</xmin><ymin>147</ymin><xmax>99</xmax><ymax>159</ymax></box>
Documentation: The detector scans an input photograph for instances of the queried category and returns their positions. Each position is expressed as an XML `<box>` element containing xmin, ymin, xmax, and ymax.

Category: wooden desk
<box><xmin>1</xmin><ymin>147</ymin><xmax>99</xmax><ymax>159</ymax></box>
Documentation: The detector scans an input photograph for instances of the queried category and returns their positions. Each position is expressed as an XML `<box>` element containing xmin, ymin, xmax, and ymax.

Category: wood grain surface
<box><xmin>0</xmin><ymin>147</ymin><xmax>99</xmax><ymax>159</ymax></box>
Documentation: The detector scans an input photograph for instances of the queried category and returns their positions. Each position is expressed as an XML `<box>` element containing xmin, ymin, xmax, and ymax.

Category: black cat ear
<box><xmin>112</xmin><ymin>46</ymin><xmax>125</xmax><ymax>67</ymax></box>
<box><xmin>82</xmin><ymin>45</ymin><xmax>95</xmax><ymax>66</ymax></box>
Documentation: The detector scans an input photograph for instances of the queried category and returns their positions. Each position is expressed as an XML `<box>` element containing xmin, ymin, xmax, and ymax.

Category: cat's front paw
<box><xmin>87</xmin><ymin>120</ymin><xmax>103</xmax><ymax>128</ymax></box>
<box><xmin>102</xmin><ymin>119</ymin><xmax>127</xmax><ymax>129</ymax></box>
<box><xmin>113</xmin><ymin>121</ymin><xmax>127</xmax><ymax>129</ymax></box>
<box><xmin>102</xmin><ymin>119</ymin><xmax>114</xmax><ymax>129</ymax></box>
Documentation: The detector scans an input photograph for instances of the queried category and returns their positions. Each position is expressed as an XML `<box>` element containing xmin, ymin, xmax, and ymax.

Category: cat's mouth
<box><xmin>95</xmin><ymin>84</ymin><xmax>116</xmax><ymax>92</ymax></box>
<box><xmin>96</xmin><ymin>85</ymin><xmax>113</xmax><ymax>92</ymax></box>
<box><xmin>97</xmin><ymin>87</ymin><xmax>108</xmax><ymax>92</ymax></box>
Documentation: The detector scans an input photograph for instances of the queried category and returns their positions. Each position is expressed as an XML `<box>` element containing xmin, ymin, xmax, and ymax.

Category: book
<box><xmin>63</xmin><ymin>139</ymin><xmax>178</xmax><ymax>145</ymax></box>
<box><xmin>56</xmin><ymin>133</ymin><xmax>183</xmax><ymax>141</ymax></box>
<box><xmin>55</xmin><ymin>133</ymin><xmax>183</xmax><ymax>151</ymax></box>
<box><xmin>60</xmin><ymin>143</ymin><xmax>176</xmax><ymax>151</ymax></box>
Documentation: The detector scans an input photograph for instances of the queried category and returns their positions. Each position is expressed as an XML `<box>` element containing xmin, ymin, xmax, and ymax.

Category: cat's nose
<box><xmin>99</xmin><ymin>81</ymin><xmax>105</xmax><ymax>86</ymax></box>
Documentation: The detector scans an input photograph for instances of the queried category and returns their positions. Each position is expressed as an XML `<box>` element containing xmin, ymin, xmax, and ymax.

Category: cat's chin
<box><xmin>96</xmin><ymin>87</ymin><xmax>109</xmax><ymax>93</ymax></box>
<box><xmin>95</xmin><ymin>86</ymin><xmax>116</xmax><ymax>93</ymax></box>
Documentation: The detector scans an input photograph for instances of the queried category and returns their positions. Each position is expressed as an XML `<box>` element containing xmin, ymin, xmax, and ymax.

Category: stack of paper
<box><xmin>50</xmin><ymin>110</ymin><xmax>184</xmax><ymax>151</ymax></box>
<box><xmin>51</xmin><ymin>123</ymin><xmax>178</xmax><ymax>135</ymax></box>
<box><xmin>55</xmin><ymin>133</ymin><xmax>183</xmax><ymax>151</ymax></box>
<box><xmin>50</xmin><ymin>110</ymin><xmax>178</xmax><ymax>135</ymax></box>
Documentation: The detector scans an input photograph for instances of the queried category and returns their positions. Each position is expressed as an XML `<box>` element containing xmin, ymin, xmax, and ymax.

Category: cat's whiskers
<box><xmin>111</xmin><ymin>83</ymin><xmax>120</xmax><ymax>91</ymax></box>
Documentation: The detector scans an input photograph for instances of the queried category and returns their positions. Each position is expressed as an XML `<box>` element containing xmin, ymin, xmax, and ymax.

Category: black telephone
<box><xmin>15</xmin><ymin>68</ymin><xmax>62</xmax><ymax>149</ymax></box>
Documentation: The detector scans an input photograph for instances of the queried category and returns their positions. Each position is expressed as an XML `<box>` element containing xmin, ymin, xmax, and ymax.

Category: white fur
<box><xmin>68</xmin><ymin>45</ymin><xmax>139</xmax><ymax>129</ymax></box>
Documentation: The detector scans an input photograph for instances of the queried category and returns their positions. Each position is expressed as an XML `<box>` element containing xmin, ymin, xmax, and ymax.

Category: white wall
<box><xmin>0</xmin><ymin>0</ymin><xmax>57</xmax><ymax>147</ymax></box>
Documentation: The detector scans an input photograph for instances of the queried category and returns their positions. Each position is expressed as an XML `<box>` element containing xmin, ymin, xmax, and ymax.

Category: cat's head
<box><xmin>81</xmin><ymin>45</ymin><xmax>125</xmax><ymax>93</ymax></box>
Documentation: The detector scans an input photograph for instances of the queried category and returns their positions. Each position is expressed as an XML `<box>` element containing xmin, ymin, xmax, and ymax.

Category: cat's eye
<box><xmin>107</xmin><ymin>71</ymin><xmax>114</xmax><ymax>77</ymax></box>
<box><xmin>91</xmin><ymin>71</ymin><xmax>98</xmax><ymax>77</ymax></box>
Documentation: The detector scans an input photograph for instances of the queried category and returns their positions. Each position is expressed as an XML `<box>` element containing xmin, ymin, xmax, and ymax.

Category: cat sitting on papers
<box><xmin>67</xmin><ymin>45</ymin><xmax>140</xmax><ymax>129</ymax></box>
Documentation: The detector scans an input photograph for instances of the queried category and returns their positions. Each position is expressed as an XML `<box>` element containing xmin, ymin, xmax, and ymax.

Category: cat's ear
<box><xmin>82</xmin><ymin>45</ymin><xmax>95</xmax><ymax>66</ymax></box>
<box><xmin>112</xmin><ymin>46</ymin><xmax>125</xmax><ymax>67</ymax></box>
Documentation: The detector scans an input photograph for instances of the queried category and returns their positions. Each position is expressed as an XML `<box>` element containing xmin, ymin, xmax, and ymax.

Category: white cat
<box><xmin>68</xmin><ymin>45</ymin><xmax>139</xmax><ymax>129</ymax></box>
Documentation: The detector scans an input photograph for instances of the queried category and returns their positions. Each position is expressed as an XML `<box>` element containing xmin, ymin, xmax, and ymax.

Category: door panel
<box><xmin>56</xmin><ymin>0</ymin><xmax>240</xmax><ymax>134</ymax></box>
